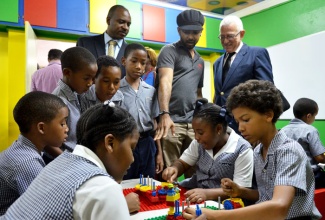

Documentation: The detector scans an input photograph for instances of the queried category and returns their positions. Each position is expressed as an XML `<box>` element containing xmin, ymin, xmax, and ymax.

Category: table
<box><xmin>121</xmin><ymin>179</ymin><xmax>222</xmax><ymax>220</ymax></box>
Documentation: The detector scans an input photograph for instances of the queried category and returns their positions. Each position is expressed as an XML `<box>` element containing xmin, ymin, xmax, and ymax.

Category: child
<box><xmin>119</xmin><ymin>43</ymin><xmax>164</xmax><ymax>179</ymax></box>
<box><xmin>281</xmin><ymin>98</ymin><xmax>325</xmax><ymax>189</ymax></box>
<box><xmin>89</xmin><ymin>55</ymin><xmax>124</xmax><ymax>105</ymax></box>
<box><xmin>162</xmin><ymin>98</ymin><xmax>253</xmax><ymax>203</ymax></box>
<box><xmin>141</xmin><ymin>46</ymin><xmax>157</xmax><ymax>86</ymax></box>
<box><xmin>183</xmin><ymin>80</ymin><xmax>321</xmax><ymax>220</ymax></box>
<box><xmin>45</xmin><ymin>47</ymin><xmax>98</xmax><ymax>160</ymax></box>
<box><xmin>0</xmin><ymin>91</ymin><xmax>68</xmax><ymax>215</ymax></box>
<box><xmin>90</xmin><ymin>47</ymin><xmax>140</xmax><ymax>214</ymax></box>
<box><xmin>1</xmin><ymin>103</ymin><xmax>139</xmax><ymax>219</ymax></box>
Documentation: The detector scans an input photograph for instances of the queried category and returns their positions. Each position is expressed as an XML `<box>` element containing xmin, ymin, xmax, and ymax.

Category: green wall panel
<box><xmin>0</xmin><ymin>0</ymin><xmax>19</xmax><ymax>23</ymax></box>
<box><xmin>242</xmin><ymin>0</ymin><xmax>325</xmax><ymax>47</ymax></box>
<box><xmin>117</xmin><ymin>0</ymin><xmax>142</xmax><ymax>40</ymax></box>
<box><xmin>206</xmin><ymin>17</ymin><xmax>222</xmax><ymax>50</ymax></box>
<box><xmin>277</xmin><ymin>120</ymin><xmax>325</xmax><ymax>146</ymax></box>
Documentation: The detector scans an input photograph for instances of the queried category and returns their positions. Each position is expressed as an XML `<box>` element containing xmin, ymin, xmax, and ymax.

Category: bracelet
<box><xmin>159</xmin><ymin>110</ymin><xmax>170</xmax><ymax>115</ymax></box>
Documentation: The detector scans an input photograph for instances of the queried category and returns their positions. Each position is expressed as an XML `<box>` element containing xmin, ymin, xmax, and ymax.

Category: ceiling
<box><xmin>135</xmin><ymin>0</ymin><xmax>288</xmax><ymax>18</ymax></box>
<box><xmin>153</xmin><ymin>0</ymin><xmax>266</xmax><ymax>15</ymax></box>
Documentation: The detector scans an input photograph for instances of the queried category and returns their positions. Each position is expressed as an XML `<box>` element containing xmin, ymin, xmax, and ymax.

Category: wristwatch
<box><xmin>159</xmin><ymin>110</ymin><xmax>170</xmax><ymax>115</ymax></box>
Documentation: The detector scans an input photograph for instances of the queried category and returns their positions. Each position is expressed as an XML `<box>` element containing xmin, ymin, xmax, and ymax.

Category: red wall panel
<box><xmin>24</xmin><ymin>0</ymin><xmax>57</xmax><ymax>28</ymax></box>
<box><xmin>143</xmin><ymin>5</ymin><xmax>165</xmax><ymax>42</ymax></box>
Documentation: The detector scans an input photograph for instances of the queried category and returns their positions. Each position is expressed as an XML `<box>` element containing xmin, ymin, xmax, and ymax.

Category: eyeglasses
<box><xmin>218</xmin><ymin>31</ymin><xmax>241</xmax><ymax>40</ymax></box>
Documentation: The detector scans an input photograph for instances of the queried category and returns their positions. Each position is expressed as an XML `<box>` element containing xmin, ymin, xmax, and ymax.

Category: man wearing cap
<box><xmin>77</xmin><ymin>5</ymin><xmax>131</xmax><ymax>78</ymax></box>
<box><xmin>155</xmin><ymin>9</ymin><xmax>205</xmax><ymax>178</ymax></box>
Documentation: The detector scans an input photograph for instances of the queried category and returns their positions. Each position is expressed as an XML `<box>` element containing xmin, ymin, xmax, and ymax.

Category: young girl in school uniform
<box><xmin>1</xmin><ymin>103</ymin><xmax>139</xmax><ymax>220</ymax></box>
<box><xmin>162</xmin><ymin>98</ymin><xmax>254</xmax><ymax>203</ymax></box>
<box><xmin>183</xmin><ymin>80</ymin><xmax>321</xmax><ymax>220</ymax></box>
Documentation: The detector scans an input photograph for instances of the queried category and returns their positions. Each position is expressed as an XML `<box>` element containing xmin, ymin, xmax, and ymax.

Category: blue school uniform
<box><xmin>52</xmin><ymin>80</ymin><xmax>96</xmax><ymax>152</ymax></box>
<box><xmin>0</xmin><ymin>135</ymin><xmax>45</xmax><ymax>215</ymax></box>
<box><xmin>179</xmin><ymin>129</ymin><xmax>253</xmax><ymax>189</ymax></box>
<box><xmin>254</xmin><ymin>131</ymin><xmax>321</xmax><ymax>219</ymax></box>
<box><xmin>119</xmin><ymin>78</ymin><xmax>159</xmax><ymax>179</ymax></box>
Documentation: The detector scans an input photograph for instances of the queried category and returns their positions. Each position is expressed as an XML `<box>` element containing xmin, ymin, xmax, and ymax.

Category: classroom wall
<box><xmin>240</xmin><ymin>0</ymin><xmax>325</xmax><ymax>143</ymax></box>
<box><xmin>0</xmin><ymin>0</ymin><xmax>325</xmax><ymax>150</ymax></box>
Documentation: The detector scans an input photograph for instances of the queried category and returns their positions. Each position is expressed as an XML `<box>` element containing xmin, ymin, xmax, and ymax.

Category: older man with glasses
<box><xmin>213</xmin><ymin>15</ymin><xmax>289</xmax><ymax>135</ymax></box>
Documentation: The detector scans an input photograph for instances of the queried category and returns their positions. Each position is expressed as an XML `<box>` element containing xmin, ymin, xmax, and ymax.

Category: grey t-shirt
<box><xmin>157</xmin><ymin>41</ymin><xmax>204</xmax><ymax>123</ymax></box>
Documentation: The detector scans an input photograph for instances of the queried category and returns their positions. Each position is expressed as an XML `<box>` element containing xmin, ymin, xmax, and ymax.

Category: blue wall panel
<box><xmin>165</xmin><ymin>8</ymin><xmax>181</xmax><ymax>44</ymax></box>
<box><xmin>57</xmin><ymin>0</ymin><xmax>88</xmax><ymax>32</ymax></box>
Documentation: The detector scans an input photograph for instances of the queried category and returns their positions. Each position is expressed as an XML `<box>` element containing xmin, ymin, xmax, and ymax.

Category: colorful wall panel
<box><xmin>165</xmin><ymin>8</ymin><xmax>180</xmax><ymax>44</ymax></box>
<box><xmin>196</xmin><ymin>17</ymin><xmax>206</xmax><ymax>48</ymax></box>
<box><xmin>118</xmin><ymin>0</ymin><xmax>142</xmax><ymax>40</ymax></box>
<box><xmin>24</xmin><ymin>0</ymin><xmax>56</xmax><ymax>28</ymax></box>
<box><xmin>89</xmin><ymin>0</ymin><xmax>116</xmax><ymax>34</ymax></box>
<box><xmin>143</xmin><ymin>5</ymin><xmax>165</xmax><ymax>42</ymax></box>
<box><xmin>0</xmin><ymin>0</ymin><xmax>19</xmax><ymax>23</ymax></box>
<box><xmin>206</xmin><ymin>16</ymin><xmax>221</xmax><ymax>50</ymax></box>
<box><xmin>57</xmin><ymin>0</ymin><xmax>88</xmax><ymax>32</ymax></box>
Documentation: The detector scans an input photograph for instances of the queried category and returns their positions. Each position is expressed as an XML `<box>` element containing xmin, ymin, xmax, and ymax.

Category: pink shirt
<box><xmin>31</xmin><ymin>61</ymin><xmax>62</xmax><ymax>93</ymax></box>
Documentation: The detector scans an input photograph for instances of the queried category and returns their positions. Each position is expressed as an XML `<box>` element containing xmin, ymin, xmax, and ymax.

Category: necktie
<box><xmin>107</xmin><ymin>40</ymin><xmax>117</xmax><ymax>57</ymax></box>
<box><xmin>222</xmin><ymin>52</ymin><xmax>236</xmax><ymax>83</ymax></box>
<box><xmin>77</xmin><ymin>94</ymin><xmax>86</xmax><ymax>113</ymax></box>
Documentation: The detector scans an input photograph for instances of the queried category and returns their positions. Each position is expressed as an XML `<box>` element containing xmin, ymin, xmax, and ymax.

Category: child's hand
<box><xmin>221</xmin><ymin>178</ymin><xmax>240</xmax><ymax>198</ymax></box>
<box><xmin>162</xmin><ymin>167</ymin><xmax>178</xmax><ymax>182</ymax></box>
<box><xmin>182</xmin><ymin>207</ymin><xmax>208</xmax><ymax>220</ymax></box>
<box><xmin>155</xmin><ymin>152</ymin><xmax>164</xmax><ymax>174</ymax></box>
<box><xmin>184</xmin><ymin>188</ymin><xmax>207</xmax><ymax>203</ymax></box>
<box><xmin>125</xmin><ymin>192</ymin><xmax>140</xmax><ymax>214</ymax></box>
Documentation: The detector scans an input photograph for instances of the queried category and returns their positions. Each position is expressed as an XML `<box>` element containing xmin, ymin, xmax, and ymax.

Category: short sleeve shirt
<box><xmin>157</xmin><ymin>41</ymin><xmax>204</xmax><ymax>123</ymax></box>
<box><xmin>254</xmin><ymin>131</ymin><xmax>321</xmax><ymax>219</ymax></box>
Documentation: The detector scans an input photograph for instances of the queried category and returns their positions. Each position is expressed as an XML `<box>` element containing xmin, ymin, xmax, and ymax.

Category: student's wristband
<box><xmin>159</xmin><ymin>110</ymin><xmax>170</xmax><ymax>116</ymax></box>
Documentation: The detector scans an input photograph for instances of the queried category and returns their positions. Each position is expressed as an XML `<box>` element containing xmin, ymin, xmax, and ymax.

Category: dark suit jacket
<box><xmin>213</xmin><ymin>44</ymin><xmax>289</xmax><ymax>132</ymax></box>
<box><xmin>76</xmin><ymin>33</ymin><xmax>127</xmax><ymax>78</ymax></box>
<box><xmin>214</xmin><ymin>44</ymin><xmax>274</xmax><ymax>107</ymax></box>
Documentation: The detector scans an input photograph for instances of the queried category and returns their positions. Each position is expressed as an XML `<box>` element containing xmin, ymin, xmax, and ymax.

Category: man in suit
<box><xmin>77</xmin><ymin>5</ymin><xmax>130</xmax><ymax>77</ymax></box>
<box><xmin>213</xmin><ymin>15</ymin><xmax>289</xmax><ymax>133</ymax></box>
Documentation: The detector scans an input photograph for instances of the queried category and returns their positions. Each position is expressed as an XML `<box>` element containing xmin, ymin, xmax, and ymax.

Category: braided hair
<box><xmin>76</xmin><ymin>102</ymin><xmax>137</xmax><ymax>151</ymax></box>
<box><xmin>193</xmin><ymin>98</ymin><xmax>229</xmax><ymax>133</ymax></box>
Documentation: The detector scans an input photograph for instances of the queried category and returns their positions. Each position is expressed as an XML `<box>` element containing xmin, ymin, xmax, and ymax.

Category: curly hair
<box><xmin>96</xmin><ymin>55</ymin><xmax>121</xmax><ymax>78</ymax></box>
<box><xmin>226</xmin><ymin>80</ymin><xmax>283</xmax><ymax>123</ymax></box>
<box><xmin>76</xmin><ymin>103</ymin><xmax>137</xmax><ymax>151</ymax></box>
<box><xmin>61</xmin><ymin>47</ymin><xmax>96</xmax><ymax>72</ymax></box>
<box><xmin>193</xmin><ymin>98</ymin><xmax>229</xmax><ymax>132</ymax></box>
<box><xmin>293</xmin><ymin>98</ymin><xmax>318</xmax><ymax>119</ymax></box>
<box><xmin>14</xmin><ymin>91</ymin><xmax>67</xmax><ymax>134</ymax></box>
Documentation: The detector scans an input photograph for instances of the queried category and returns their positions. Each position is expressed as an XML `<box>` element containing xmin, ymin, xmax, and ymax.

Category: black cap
<box><xmin>177</xmin><ymin>9</ymin><xmax>204</xmax><ymax>31</ymax></box>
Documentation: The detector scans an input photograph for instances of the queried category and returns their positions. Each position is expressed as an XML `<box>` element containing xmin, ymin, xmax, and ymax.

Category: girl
<box><xmin>183</xmin><ymin>80</ymin><xmax>321</xmax><ymax>220</ymax></box>
<box><xmin>162</xmin><ymin>98</ymin><xmax>253</xmax><ymax>203</ymax></box>
<box><xmin>1</xmin><ymin>102</ymin><xmax>139</xmax><ymax>219</ymax></box>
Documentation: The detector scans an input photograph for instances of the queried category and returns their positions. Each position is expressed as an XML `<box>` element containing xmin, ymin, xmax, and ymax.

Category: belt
<box><xmin>139</xmin><ymin>130</ymin><xmax>153</xmax><ymax>139</ymax></box>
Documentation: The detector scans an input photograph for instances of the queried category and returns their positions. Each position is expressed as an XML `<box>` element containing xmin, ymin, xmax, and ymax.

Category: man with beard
<box><xmin>155</xmin><ymin>9</ymin><xmax>205</xmax><ymax>178</ymax></box>
<box><xmin>77</xmin><ymin>5</ymin><xmax>131</xmax><ymax>78</ymax></box>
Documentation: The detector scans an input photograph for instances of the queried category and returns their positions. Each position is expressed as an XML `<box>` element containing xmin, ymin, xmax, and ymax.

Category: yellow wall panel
<box><xmin>8</xmin><ymin>29</ymin><xmax>26</xmax><ymax>145</ymax></box>
<box><xmin>90</xmin><ymin>0</ymin><xmax>116</xmax><ymax>33</ymax></box>
<box><xmin>196</xmin><ymin>18</ymin><xmax>206</xmax><ymax>48</ymax></box>
<box><xmin>0</xmin><ymin>32</ymin><xmax>9</xmax><ymax>151</ymax></box>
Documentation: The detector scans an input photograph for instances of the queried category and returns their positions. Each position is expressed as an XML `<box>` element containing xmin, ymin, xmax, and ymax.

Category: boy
<box><xmin>89</xmin><ymin>55</ymin><xmax>124</xmax><ymax>105</ymax></box>
<box><xmin>183</xmin><ymin>80</ymin><xmax>321</xmax><ymax>220</ymax></box>
<box><xmin>45</xmin><ymin>47</ymin><xmax>98</xmax><ymax>160</ymax></box>
<box><xmin>1</xmin><ymin>104</ymin><xmax>138</xmax><ymax>219</ymax></box>
<box><xmin>119</xmin><ymin>43</ymin><xmax>164</xmax><ymax>179</ymax></box>
<box><xmin>0</xmin><ymin>91</ymin><xmax>68</xmax><ymax>215</ymax></box>
<box><xmin>281</xmin><ymin>98</ymin><xmax>325</xmax><ymax>188</ymax></box>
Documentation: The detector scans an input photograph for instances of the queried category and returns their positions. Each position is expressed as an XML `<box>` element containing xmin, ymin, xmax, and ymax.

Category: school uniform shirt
<box><xmin>254</xmin><ymin>130</ymin><xmax>321</xmax><ymax>219</ymax></box>
<box><xmin>52</xmin><ymin>80</ymin><xmax>96</xmax><ymax>151</ymax></box>
<box><xmin>72</xmin><ymin>145</ymin><xmax>130</xmax><ymax>220</ymax></box>
<box><xmin>281</xmin><ymin>118</ymin><xmax>325</xmax><ymax>170</ymax></box>
<box><xmin>1</xmin><ymin>145</ymin><xmax>130</xmax><ymax>220</ymax></box>
<box><xmin>119</xmin><ymin>77</ymin><xmax>159</xmax><ymax>133</ymax></box>
<box><xmin>0</xmin><ymin>135</ymin><xmax>45</xmax><ymax>215</ymax></box>
<box><xmin>179</xmin><ymin>128</ymin><xmax>253</xmax><ymax>189</ymax></box>
<box><xmin>89</xmin><ymin>84</ymin><xmax>124</xmax><ymax>105</ymax></box>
